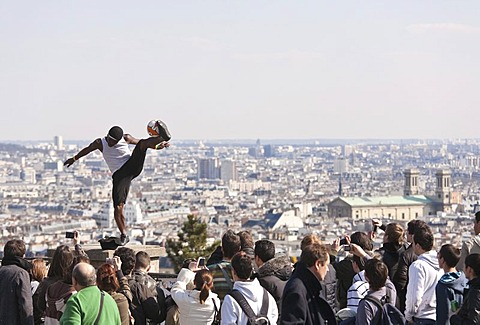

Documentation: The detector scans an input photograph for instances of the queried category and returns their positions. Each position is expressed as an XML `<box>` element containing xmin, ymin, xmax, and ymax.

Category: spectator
<box><xmin>31</xmin><ymin>259</ymin><xmax>47</xmax><ymax>295</ymax></box>
<box><xmin>300</xmin><ymin>234</ymin><xmax>337</xmax><ymax>312</ymax></box>
<box><xmin>355</xmin><ymin>259</ymin><xmax>397</xmax><ymax>325</ymax></box>
<box><xmin>44</xmin><ymin>254</ymin><xmax>79</xmax><ymax>324</ymax></box>
<box><xmin>405</xmin><ymin>225</ymin><xmax>443</xmax><ymax>324</ymax></box>
<box><xmin>129</xmin><ymin>251</ymin><xmax>166</xmax><ymax>325</ymax></box>
<box><xmin>333</xmin><ymin>231</ymin><xmax>373</xmax><ymax>309</ymax></box>
<box><xmin>221</xmin><ymin>252</ymin><xmax>278</xmax><ymax>324</ymax></box>
<box><xmin>237</xmin><ymin>230</ymin><xmax>255</xmax><ymax>260</ymax></box>
<box><xmin>171</xmin><ymin>268</ymin><xmax>220</xmax><ymax>324</ymax></box>
<box><xmin>450</xmin><ymin>253</ymin><xmax>480</xmax><ymax>324</ymax></box>
<box><xmin>97</xmin><ymin>261</ymin><xmax>131</xmax><ymax>325</ymax></box>
<box><xmin>0</xmin><ymin>239</ymin><xmax>34</xmax><ymax>325</ymax></box>
<box><xmin>254</xmin><ymin>239</ymin><xmax>292</xmax><ymax>312</ymax></box>
<box><xmin>208</xmin><ymin>230</ymin><xmax>241</xmax><ymax>302</ymax></box>
<box><xmin>376</xmin><ymin>223</ymin><xmax>407</xmax><ymax>278</ymax></box>
<box><xmin>113</xmin><ymin>247</ymin><xmax>136</xmax><ymax>301</ymax></box>
<box><xmin>345</xmin><ymin>255</ymin><xmax>370</xmax><ymax>313</ymax></box>
<box><xmin>60</xmin><ymin>263</ymin><xmax>120</xmax><ymax>324</ymax></box>
<box><xmin>457</xmin><ymin>211</ymin><xmax>480</xmax><ymax>271</ymax></box>
<box><xmin>436</xmin><ymin>244</ymin><xmax>466</xmax><ymax>325</ymax></box>
<box><xmin>392</xmin><ymin>219</ymin><xmax>427</xmax><ymax>312</ymax></box>
<box><xmin>281</xmin><ymin>243</ymin><xmax>336</xmax><ymax>325</ymax></box>
<box><xmin>35</xmin><ymin>245</ymin><xmax>74</xmax><ymax>324</ymax></box>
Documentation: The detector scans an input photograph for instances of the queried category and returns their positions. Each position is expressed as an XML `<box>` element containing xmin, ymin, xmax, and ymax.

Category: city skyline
<box><xmin>1</xmin><ymin>1</ymin><xmax>479</xmax><ymax>141</ymax></box>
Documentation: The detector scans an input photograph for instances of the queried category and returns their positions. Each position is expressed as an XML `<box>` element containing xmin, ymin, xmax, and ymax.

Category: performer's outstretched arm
<box><xmin>64</xmin><ymin>138</ymin><xmax>102</xmax><ymax>167</ymax></box>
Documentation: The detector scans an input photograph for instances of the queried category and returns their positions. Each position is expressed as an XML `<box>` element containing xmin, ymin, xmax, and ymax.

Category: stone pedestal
<box><xmin>47</xmin><ymin>245</ymin><xmax>166</xmax><ymax>272</ymax></box>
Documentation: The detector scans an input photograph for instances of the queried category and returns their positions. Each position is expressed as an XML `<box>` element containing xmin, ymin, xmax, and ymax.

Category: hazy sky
<box><xmin>1</xmin><ymin>1</ymin><xmax>479</xmax><ymax>141</ymax></box>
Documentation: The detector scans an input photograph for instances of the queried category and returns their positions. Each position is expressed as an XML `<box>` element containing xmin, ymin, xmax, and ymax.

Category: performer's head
<box><xmin>106</xmin><ymin>126</ymin><xmax>123</xmax><ymax>146</ymax></box>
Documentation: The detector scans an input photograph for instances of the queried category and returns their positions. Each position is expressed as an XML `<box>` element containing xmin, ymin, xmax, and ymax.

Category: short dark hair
<box><xmin>114</xmin><ymin>247</ymin><xmax>136</xmax><ymax>275</ymax></box>
<box><xmin>4</xmin><ymin>239</ymin><xmax>26</xmax><ymax>258</ymax></box>
<box><xmin>475</xmin><ymin>211</ymin><xmax>480</xmax><ymax>223</ymax></box>
<box><xmin>350</xmin><ymin>232</ymin><xmax>373</xmax><ymax>251</ymax></box>
<box><xmin>300</xmin><ymin>243</ymin><xmax>329</xmax><ymax>268</ymax></box>
<box><xmin>465</xmin><ymin>253</ymin><xmax>480</xmax><ymax>277</ymax></box>
<box><xmin>365</xmin><ymin>259</ymin><xmax>388</xmax><ymax>291</ymax></box>
<box><xmin>222</xmin><ymin>230</ymin><xmax>241</xmax><ymax>259</ymax></box>
<box><xmin>407</xmin><ymin>219</ymin><xmax>428</xmax><ymax>235</ymax></box>
<box><xmin>254</xmin><ymin>240</ymin><xmax>275</xmax><ymax>263</ymax></box>
<box><xmin>231</xmin><ymin>252</ymin><xmax>253</xmax><ymax>280</ymax></box>
<box><xmin>237</xmin><ymin>231</ymin><xmax>254</xmax><ymax>249</ymax></box>
<box><xmin>413</xmin><ymin>225</ymin><xmax>434</xmax><ymax>251</ymax></box>
<box><xmin>439</xmin><ymin>244</ymin><xmax>461</xmax><ymax>268</ymax></box>
<box><xmin>108</xmin><ymin>126</ymin><xmax>123</xmax><ymax>141</ymax></box>
<box><xmin>135</xmin><ymin>251</ymin><xmax>150</xmax><ymax>270</ymax></box>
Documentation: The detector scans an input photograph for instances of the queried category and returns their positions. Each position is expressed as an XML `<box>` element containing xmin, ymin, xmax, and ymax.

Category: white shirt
<box><xmin>171</xmin><ymin>268</ymin><xmax>220</xmax><ymax>325</ymax></box>
<box><xmin>101</xmin><ymin>137</ymin><xmax>131</xmax><ymax>173</ymax></box>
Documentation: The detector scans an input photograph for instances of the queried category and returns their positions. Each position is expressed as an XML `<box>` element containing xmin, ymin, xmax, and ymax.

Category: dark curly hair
<box><xmin>48</xmin><ymin>245</ymin><xmax>74</xmax><ymax>280</ymax></box>
<box><xmin>114</xmin><ymin>247</ymin><xmax>136</xmax><ymax>275</ymax></box>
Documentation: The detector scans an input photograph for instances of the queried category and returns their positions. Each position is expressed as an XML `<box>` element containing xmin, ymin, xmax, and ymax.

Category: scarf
<box><xmin>1</xmin><ymin>256</ymin><xmax>32</xmax><ymax>271</ymax></box>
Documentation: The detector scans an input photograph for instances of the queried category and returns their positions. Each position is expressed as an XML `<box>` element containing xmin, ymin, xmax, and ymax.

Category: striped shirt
<box><xmin>347</xmin><ymin>271</ymin><xmax>369</xmax><ymax>312</ymax></box>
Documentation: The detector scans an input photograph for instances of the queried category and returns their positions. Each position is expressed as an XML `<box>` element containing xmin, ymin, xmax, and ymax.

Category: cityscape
<box><xmin>1</xmin><ymin>136</ymin><xmax>480</xmax><ymax>271</ymax></box>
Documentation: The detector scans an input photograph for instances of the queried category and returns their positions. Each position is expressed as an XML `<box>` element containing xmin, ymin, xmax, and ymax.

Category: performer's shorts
<box><xmin>111</xmin><ymin>143</ymin><xmax>147</xmax><ymax>206</ymax></box>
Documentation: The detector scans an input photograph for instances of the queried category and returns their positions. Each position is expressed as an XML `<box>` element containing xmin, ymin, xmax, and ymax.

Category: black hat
<box><xmin>108</xmin><ymin>126</ymin><xmax>124</xmax><ymax>141</ymax></box>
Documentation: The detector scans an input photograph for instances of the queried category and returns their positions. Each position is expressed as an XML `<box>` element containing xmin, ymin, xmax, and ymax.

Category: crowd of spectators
<box><xmin>4</xmin><ymin>214</ymin><xmax>480</xmax><ymax>324</ymax></box>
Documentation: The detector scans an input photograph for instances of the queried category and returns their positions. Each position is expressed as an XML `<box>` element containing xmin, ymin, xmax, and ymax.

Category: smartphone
<box><xmin>339</xmin><ymin>238</ymin><xmax>348</xmax><ymax>245</ymax></box>
<box><xmin>65</xmin><ymin>232</ymin><xmax>75</xmax><ymax>239</ymax></box>
<box><xmin>106</xmin><ymin>258</ymin><xmax>114</xmax><ymax>265</ymax></box>
<box><xmin>344</xmin><ymin>245</ymin><xmax>351</xmax><ymax>251</ymax></box>
<box><xmin>197</xmin><ymin>257</ymin><xmax>206</xmax><ymax>267</ymax></box>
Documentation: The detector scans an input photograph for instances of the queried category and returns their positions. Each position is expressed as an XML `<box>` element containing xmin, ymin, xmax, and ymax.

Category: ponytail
<box><xmin>194</xmin><ymin>269</ymin><xmax>213</xmax><ymax>304</ymax></box>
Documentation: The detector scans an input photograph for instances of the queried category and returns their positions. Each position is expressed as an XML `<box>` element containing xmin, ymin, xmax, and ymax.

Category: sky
<box><xmin>1</xmin><ymin>1</ymin><xmax>479</xmax><ymax>141</ymax></box>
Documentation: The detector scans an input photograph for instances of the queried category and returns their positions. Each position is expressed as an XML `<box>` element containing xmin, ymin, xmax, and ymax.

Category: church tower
<box><xmin>404</xmin><ymin>169</ymin><xmax>420</xmax><ymax>196</ymax></box>
<box><xmin>435</xmin><ymin>169</ymin><xmax>452</xmax><ymax>211</ymax></box>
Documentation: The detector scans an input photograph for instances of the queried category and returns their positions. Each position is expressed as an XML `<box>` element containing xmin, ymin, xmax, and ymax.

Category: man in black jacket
<box><xmin>281</xmin><ymin>243</ymin><xmax>336</xmax><ymax>325</ymax></box>
<box><xmin>0</xmin><ymin>239</ymin><xmax>34</xmax><ymax>325</ymax></box>
<box><xmin>254</xmin><ymin>240</ymin><xmax>292</xmax><ymax>311</ymax></box>
<box><xmin>129</xmin><ymin>251</ymin><xmax>166</xmax><ymax>325</ymax></box>
<box><xmin>451</xmin><ymin>253</ymin><xmax>480</xmax><ymax>324</ymax></box>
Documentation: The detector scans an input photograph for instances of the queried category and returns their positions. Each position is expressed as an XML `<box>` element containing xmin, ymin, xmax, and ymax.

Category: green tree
<box><xmin>166</xmin><ymin>214</ymin><xmax>220</xmax><ymax>273</ymax></box>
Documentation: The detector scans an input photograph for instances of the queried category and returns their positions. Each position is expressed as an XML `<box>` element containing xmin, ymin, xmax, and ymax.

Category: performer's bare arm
<box><xmin>64</xmin><ymin>138</ymin><xmax>103</xmax><ymax>167</ymax></box>
<box><xmin>124</xmin><ymin>134</ymin><xmax>139</xmax><ymax>145</ymax></box>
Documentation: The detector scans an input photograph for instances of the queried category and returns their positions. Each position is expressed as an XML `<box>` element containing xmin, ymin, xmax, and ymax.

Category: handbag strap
<box><xmin>217</xmin><ymin>263</ymin><xmax>233</xmax><ymax>289</ymax></box>
<box><xmin>94</xmin><ymin>291</ymin><xmax>105</xmax><ymax>325</ymax></box>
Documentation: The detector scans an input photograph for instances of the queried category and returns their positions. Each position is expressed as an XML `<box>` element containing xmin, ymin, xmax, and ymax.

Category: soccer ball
<box><xmin>147</xmin><ymin>120</ymin><xmax>160</xmax><ymax>137</ymax></box>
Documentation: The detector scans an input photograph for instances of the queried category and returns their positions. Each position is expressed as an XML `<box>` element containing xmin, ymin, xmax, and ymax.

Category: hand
<box><xmin>73</xmin><ymin>231</ymin><xmax>79</xmax><ymax>246</ymax></box>
<box><xmin>64</xmin><ymin>158</ymin><xmax>75</xmax><ymax>167</ymax></box>
<box><xmin>188</xmin><ymin>261</ymin><xmax>199</xmax><ymax>271</ymax></box>
<box><xmin>156</xmin><ymin>141</ymin><xmax>170</xmax><ymax>150</ymax></box>
<box><xmin>350</xmin><ymin>243</ymin><xmax>368</xmax><ymax>258</ymax></box>
<box><xmin>113</xmin><ymin>256</ymin><xmax>122</xmax><ymax>272</ymax></box>
<box><xmin>331</xmin><ymin>238</ymin><xmax>340</xmax><ymax>253</ymax></box>
<box><xmin>371</xmin><ymin>218</ymin><xmax>381</xmax><ymax>227</ymax></box>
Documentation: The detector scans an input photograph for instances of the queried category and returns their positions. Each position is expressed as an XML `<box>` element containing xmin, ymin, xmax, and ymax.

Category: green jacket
<box><xmin>60</xmin><ymin>286</ymin><xmax>121</xmax><ymax>325</ymax></box>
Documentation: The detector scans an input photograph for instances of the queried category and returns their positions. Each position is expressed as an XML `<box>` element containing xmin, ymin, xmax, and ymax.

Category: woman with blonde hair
<box><xmin>171</xmin><ymin>267</ymin><xmax>220</xmax><ymax>325</ymax></box>
<box><xmin>377</xmin><ymin>222</ymin><xmax>407</xmax><ymax>278</ymax></box>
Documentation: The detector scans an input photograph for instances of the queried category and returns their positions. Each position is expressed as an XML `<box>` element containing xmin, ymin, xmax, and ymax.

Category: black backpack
<box><xmin>363</xmin><ymin>295</ymin><xmax>405</xmax><ymax>325</ymax></box>
<box><xmin>228</xmin><ymin>288</ymin><xmax>270</xmax><ymax>325</ymax></box>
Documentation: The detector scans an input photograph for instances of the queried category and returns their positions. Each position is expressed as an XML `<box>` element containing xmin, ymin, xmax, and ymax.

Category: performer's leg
<box><xmin>114</xmin><ymin>203</ymin><xmax>127</xmax><ymax>235</ymax></box>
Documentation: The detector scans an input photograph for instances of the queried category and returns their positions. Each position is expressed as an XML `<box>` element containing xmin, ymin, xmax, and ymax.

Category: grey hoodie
<box><xmin>457</xmin><ymin>234</ymin><xmax>480</xmax><ymax>271</ymax></box>
<box><xmin>405</xmin><ymin>250</ymin><xmax>443</xmax><ymax>322</ymax></box>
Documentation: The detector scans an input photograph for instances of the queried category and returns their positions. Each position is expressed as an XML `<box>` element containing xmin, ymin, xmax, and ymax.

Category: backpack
<box><xmin>228</xmin><ymin>288</ymin><xmax>270</xmax><ymax>325</ymax></box>
<box><xmin>363</xmin><ymin>295</ymin><xmax>405</xmax><ymax>325</ymax></box>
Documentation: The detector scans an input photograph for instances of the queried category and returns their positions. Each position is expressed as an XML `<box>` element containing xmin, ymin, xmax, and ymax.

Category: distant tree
<box><xmin>166</xmin><ymin>214</ymin><xmax>220</xmax><ymax>273</ymax></box>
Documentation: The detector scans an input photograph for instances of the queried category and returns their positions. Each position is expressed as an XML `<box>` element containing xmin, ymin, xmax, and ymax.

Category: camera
<box><xmin>197</xmin><ymin>257</ymin><xmax>206</xmax><ymax>268</ymax></box>
<box><xmin>65</xmin><ymin>232</ymin><xmax>75</xmax><ymax>239</ymax></box>
<box><xmin>106</xmin><ymin>257</ymin><xmax>114</xmax><ymax>265</ymax></box>
<box><xmin>339</xmin><ymin>238</ymin><xmax>348</xmax><ymax>245</ymax></box>
<box><xmin>344</xmin><ymin>245</ymin><xmax>351</xmax><ymax>251</ymax></box>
